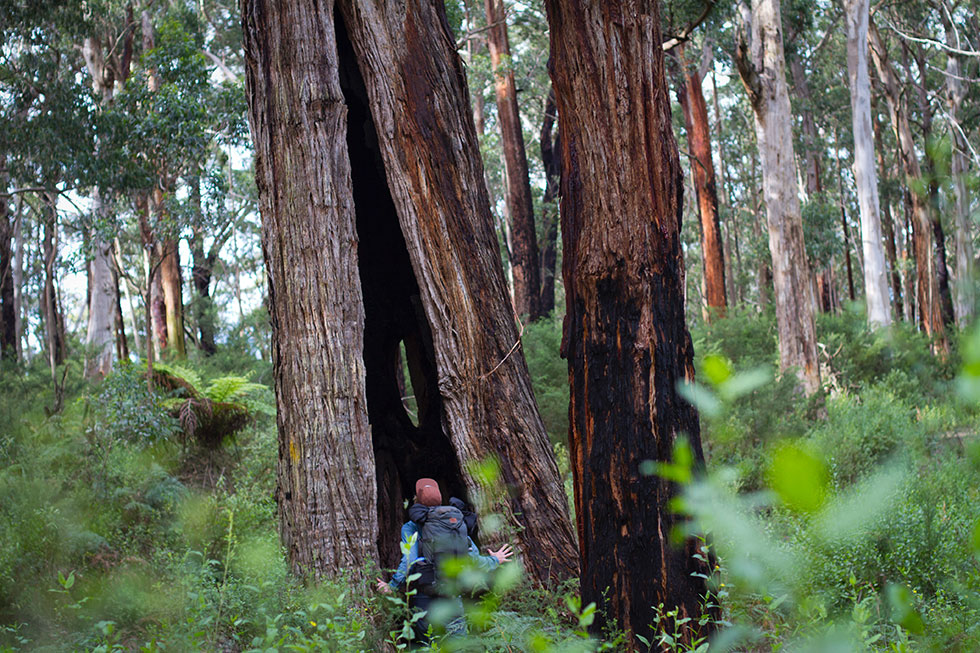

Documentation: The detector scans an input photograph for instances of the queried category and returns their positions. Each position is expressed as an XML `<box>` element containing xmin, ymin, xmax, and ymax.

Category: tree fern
<box><xmin>147</xmin><ymin>362</ymin><xmax>274</xmax><ymax>447</ymax></box>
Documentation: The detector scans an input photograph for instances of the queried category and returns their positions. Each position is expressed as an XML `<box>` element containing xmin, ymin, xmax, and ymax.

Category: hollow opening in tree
<box><xmin>335</xmin><ymin>11</ymin><xmax>468</xmax><ymax>570</ymax></box>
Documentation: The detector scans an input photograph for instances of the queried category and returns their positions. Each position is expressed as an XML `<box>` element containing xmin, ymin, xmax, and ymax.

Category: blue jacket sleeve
<box><xmin>389</xmin><ymin>521</ymin><xmax>419</xmax><ymax>591</ymax></box>
<box><xmin>467</xmin><ymin>537</ymin><xmax>499</xmax><ymax>572</ymax></box>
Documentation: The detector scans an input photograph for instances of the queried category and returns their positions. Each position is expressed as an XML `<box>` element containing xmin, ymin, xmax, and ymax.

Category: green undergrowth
<box><xmin>3</xmin><ymin>309</ymin><xmax>980</xmax><ymax>651</ymax></box>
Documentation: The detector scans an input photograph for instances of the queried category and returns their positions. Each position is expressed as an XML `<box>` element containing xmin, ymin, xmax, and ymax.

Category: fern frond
<box><xmin>153</xmin><ymin>362</ymin><xmax>205</xmax><ymax>395</ymax></box>
<box><xmin>205</xmin><ymin>376</ymin><xmax>265</xmax><ymax>403</ymax></box>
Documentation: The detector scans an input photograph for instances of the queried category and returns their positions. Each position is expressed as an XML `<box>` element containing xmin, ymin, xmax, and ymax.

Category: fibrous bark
<box><xmin>243</xmin><ymin>0</ymin><xmax>576</xmax><ymax>584</ymax></box>
<box><xmin>545</xmin><ymin>0</ymin><xmax>713</xmax><ymax>644</ymax></box>
<box><xmin>675</xmin><ymin>42</ymin><xmax>726</xmax><ymax>320</ymax></box>
<box><xmin>735</xmin><ymin>0</ymin><xmax>820</xmax><ymax>393</ymax></box>
<box><xmin>485</xmin><ymin>0</ymin><xmax>541</xmax><ymax>320</ymax></box>
<box><xmin>242</xmin><ymin>0</ymin><xmax>376</xmax><ymax>574</ymax></box>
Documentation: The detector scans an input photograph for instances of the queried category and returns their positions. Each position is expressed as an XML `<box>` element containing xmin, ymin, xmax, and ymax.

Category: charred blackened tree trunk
<box><xmin>539</xmin><ymin>87</ymin><xmax>560</xmax><ymax>316</ymax></box>
<box><xmin>485</xmin><ymin>0</ymin><xmax>541</xmax><ymax>320</ymax></box>
<box><xmin>243</xmin><ymin>0</ymin><xmax>576</xmax><ymax>583</ymax></box>
<box><xmin>545</xmin><ymin>1</ymin><xmax>713</xmax><ymax>645</ymax></box>
<box><xmin>675</xmin><ymin>43</ymin><xmax>727</xmax><ymax>321</ymax></box>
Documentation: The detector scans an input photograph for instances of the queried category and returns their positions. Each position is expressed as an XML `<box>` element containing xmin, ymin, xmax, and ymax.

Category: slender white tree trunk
<box><xmin>81</xmin><ymin>36</ymin><xmax>120</xmax><ymax>377</ymax></box>
<box><xmin>84</xmin><ymin>189</ymin><xmax>117</xmax><ymax>378</ymax></box>
<box><xmin>735</xmin><ymin>0</ymin><xmax>820</xmax><ymax>394</ymax></box>
<box><xmin>845</xmin><ymin>0</ymin><xmax>891</xmax><ymax>327</ymax></box>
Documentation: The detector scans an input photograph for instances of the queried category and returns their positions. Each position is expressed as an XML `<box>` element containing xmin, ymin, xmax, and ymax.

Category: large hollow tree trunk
<box><xmin>485</xmin><ymin>0</ymin><xmax>541</xmax><ymax>321</ymax></box>
<box><xmin>735</xmin><ymin>0</ymin><xmax>820</xmax><ymax>393</ymax></box>
<box><xmin>242</xmin><ymin>0</ymin><xmax>376</xmax><ymax>574</ymax></box>
<box><xmin>845</xmin><ymin>0</ymin><xmax>891</xmax><ymax>327</ymax></box>
<box><xmin>545</xmin><ymin>1</ymin><xmax>713</xmax><ymax>645</ymax></box>
<box><xmin>869</xmin><ymin>20</ymin><xmax>948</xmax><ymax>354</ymax></box>
<box><xmin>243</xmin><ymin>0</ymin><xmax>576</xmax><ymax>584</ymax></box>
<box><xmin>675</xmin><ymin>43</ymin><xmax>726</xmax><ymax>320</ymax></box>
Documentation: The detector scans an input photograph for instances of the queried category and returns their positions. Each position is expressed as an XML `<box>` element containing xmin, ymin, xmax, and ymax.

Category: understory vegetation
<box><xmin>3</xmin><ymin>309</ymin><xmax>980</xmax><ymax>651</ymax></box>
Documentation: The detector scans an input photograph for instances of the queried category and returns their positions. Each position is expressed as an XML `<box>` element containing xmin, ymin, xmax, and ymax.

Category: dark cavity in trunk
<box><xmin>335</xmin><ymin>12</ymin><xmax>469</xmax><ymax>570</ymax></box>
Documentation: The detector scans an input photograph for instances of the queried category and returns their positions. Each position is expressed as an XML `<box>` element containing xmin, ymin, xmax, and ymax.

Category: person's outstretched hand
<box><xmin>488</xmin><ymin>543</ymin><xmax>514</xmax><ymax>564</ymax></box>
<box><xmin>375</xmin><ymin>577</ymin><xmax>392</xmax><ymax>593</ymax></box>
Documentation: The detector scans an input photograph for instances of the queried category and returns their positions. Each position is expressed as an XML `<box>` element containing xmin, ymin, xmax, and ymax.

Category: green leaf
<box><xmin>677</xmin><ymin>381</ymin><xmax>722</xmax><ymax>418</ymax></box>
<box><xmin>767</xmin><ymin>443</ymin><xmax>828</xmax><ymax>513</ymax></box>
<box><xmin>703</xmin><ymin>354</ymin><xmax>732</xmax><ymax>386</ymax></box>
<box><xmin>719</xmin><ymin>366</ymin><xmax>772</xmax><ymax>401</ymax></box>
<box><xmin>887</xmin><ymin>584</ymin><xmax>924</xmax><ymax>635</ymax></box>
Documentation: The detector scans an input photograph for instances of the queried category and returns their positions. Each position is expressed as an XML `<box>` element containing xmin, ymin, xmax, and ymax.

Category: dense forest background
<box><xmin>2</xmin><ymin>0</ymin><xmax>980</xmax><ymax>650</ymax></box>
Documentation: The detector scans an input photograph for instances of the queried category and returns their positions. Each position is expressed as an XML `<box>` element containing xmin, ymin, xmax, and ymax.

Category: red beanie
<box><xmin>415</xmin><ymin>478</ymin><xmax>442</xmax><ymax>507</ymax></box>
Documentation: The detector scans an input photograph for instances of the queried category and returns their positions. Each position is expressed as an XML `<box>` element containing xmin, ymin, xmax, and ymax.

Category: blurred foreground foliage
<box><xmin>2</xmin><ymin>308</ymin><xmax>980</xmax><ymax>650</ymax></box>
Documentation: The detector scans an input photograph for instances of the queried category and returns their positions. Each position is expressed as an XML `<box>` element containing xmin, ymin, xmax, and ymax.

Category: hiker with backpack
<box><xmin>375</xmin><ymin>478</ymin><xmax>514</xmax><ymax>643</ymax></box>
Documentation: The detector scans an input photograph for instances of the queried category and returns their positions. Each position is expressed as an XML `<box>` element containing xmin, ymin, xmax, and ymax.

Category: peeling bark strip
<box><xmin>545</xmin><ymin>1</ymin><xmax>712</xmax><ymax>644</ymax></box>
<box><xmin>735</xmin><ymin>0</ymin><xmax>820</xmax><ymax>394</ymax></box>
<box><xmin>242</xmin><ymin>0</ymin><xmax>377</xmax><ymax>574</ymax></box>
<box><xmin>675</xmin><ymin>43</ymin><xmax>727</xmax><ymax>320</ymax></box>
<box><xmin>244</xmin><ymin>0</ymin><xmax>576</xmax><ymax>583</ymax></box>
<box><xmin>336</xmin><ymin>0</ymin><xmax>576</xmax><ymax>584</ymax></box>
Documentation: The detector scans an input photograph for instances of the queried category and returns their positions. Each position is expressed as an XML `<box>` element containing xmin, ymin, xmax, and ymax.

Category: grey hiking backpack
<box><xmin>417</xmin><ymin>505</ymin><xmax>470</xmax><ymax>588</ymax></box>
